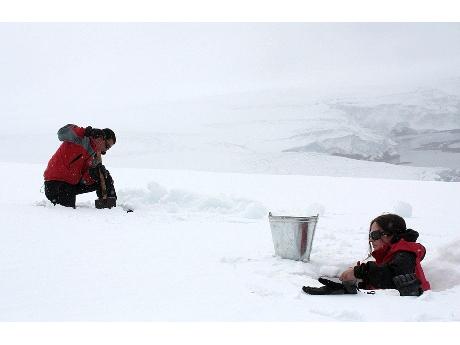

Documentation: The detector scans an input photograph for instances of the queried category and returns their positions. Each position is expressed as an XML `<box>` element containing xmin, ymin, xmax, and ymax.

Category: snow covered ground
<box><xmin>1</xmin><ymin>160</ymin><xmax>459</xmax><ymax>321</ymax></box>
<box><xmin>1</xmin><ymin>23</ymin><xmax>460</xmax><ymax>322</ymax></box>
<box><xmin>1</xmin><ymin>83</ymin><xmax>460</xmax><ymax>322</ymax></box>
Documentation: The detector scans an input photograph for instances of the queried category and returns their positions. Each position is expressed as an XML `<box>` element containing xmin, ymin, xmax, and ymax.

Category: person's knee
<box><xmin>44</xmin><ymin>181</ymin><xmax>59</xmax><ymax>204</ymax></box>
<box><xmin>45</xmin><ymin>181</ymin><xmax>76</xmax><ymax>208</ymax></box>
<box><xmin>59</xmin><ymin>195</ymin><xmax>76</xmax><ymax>208</ymax></box>
<box><xmin>55</xmin><ymin>189</ymin><xmax>76</xmax><ymax>208</ymax></box>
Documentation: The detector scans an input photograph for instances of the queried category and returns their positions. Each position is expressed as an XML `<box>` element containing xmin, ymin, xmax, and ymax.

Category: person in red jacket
<box><xmin>303</xmin><ymin>214</ymin><xmax>430</xmax><ymax>296</ymax></box>
<box><xmin>44</xmin><ymin>124</ymin><xmax>117</xmax><ymax>208</ymax></box>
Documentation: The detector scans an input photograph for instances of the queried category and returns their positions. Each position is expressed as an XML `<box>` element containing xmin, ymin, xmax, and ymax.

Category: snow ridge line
<box><xmin>117</xmin><ymin>182</ymin><xmax>268</xmax><ymax>219</ymax></box>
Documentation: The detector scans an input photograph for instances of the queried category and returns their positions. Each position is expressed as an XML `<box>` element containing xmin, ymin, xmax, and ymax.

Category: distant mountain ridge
<box><xmin>278</xmin><ymin>82</ymin><xmax>460</xmax><ymax>168</ymax></box>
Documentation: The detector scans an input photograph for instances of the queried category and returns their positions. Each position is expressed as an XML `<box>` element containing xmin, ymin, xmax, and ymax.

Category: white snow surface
<box><xmin>1</xmin><ymin>161</ymin><xmax>460</xmax><ymax>321</ymax></box>
<box><xmin>1</xmin><ymin>23</ymin><xmax>460</xmax><ymax>321</ymax></box>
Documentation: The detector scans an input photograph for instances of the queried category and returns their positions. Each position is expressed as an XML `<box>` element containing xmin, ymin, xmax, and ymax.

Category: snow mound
<box><xmin>424</xmin><ymin>239</ymin><xmax>460</xmax><ymax>292</ymax></box>
<box><xmin>441</xmin><ymin>240</ymin><xmax>460</xmax><ymax>263</ymax></box>
<box><xmin>306</xmin><ymin>203</ymin><xmax>326</xmax><ymax>216</ymax></box>
<box><xmin>117</xmin><ymin>181</ymin><xmax>267</xmax><ymax>219</ymax></box>
<box><xmin>393</xmin><ymin>201</ymin><xmax>413</xmax><ymax>218</ymax></box>
<box><xmin>318</xmin><ymin>265</ymin><xmax>342</xmax><ymax>277</ymax></box>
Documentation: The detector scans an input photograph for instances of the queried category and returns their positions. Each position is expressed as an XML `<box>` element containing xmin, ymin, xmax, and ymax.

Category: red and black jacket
<box><xmin>44</xmin><ymin>124</ymin><xmax>99</xmax><ymax>185</ymax></box>
<box><xmin>354</xmin><ymin>232</ymin><xmax>431</xmax><ymax>291</ymax></box>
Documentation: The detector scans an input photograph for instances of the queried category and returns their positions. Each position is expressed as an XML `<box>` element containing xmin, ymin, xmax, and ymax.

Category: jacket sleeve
<box><xmin>80</xmin><ymin>153</ymin><xmax>101</xmax><ymax>185</ymax></box>
<box><xmin>354</xmin><ymin>251</ymin><xmax>416</xmax><ymax>289</ymax></box>
<box><xmin>57</xmin><ymin>124</ymin><xmax>86</xmax><ymax>144</ymax></box>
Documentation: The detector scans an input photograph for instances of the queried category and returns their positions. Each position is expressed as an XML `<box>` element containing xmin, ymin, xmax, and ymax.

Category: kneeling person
<box><xmin>44</xmin><ymin>124</ymin><xmax>117</xmax><ymax>208</ymax></box>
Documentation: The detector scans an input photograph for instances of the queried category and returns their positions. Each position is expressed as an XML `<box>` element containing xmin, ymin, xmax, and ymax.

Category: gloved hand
<box><xmin>393</xmin><ymin>274</ymin><xmax>422</xmax><ymax>296</ymax></box>
<box><xmin>302</xmin><ymin>277</ymin><xmax>357</xmax><ymax>295</ymax></box>
<box><xmin>84</xmin><ymin>126</ymin><xmax>104</xmax><ymax>139</ymax></box>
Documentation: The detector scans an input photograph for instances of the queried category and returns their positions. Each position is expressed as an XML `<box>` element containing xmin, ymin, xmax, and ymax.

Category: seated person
<box><xmin>303</xmin><ymin>213</ymin><xmax>430</xmax><ymax>296</ymax></box>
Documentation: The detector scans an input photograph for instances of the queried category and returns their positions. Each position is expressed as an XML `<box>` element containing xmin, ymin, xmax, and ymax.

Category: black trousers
<box><xmin>45</xmin><ymin>172</ymin><xmax>116</xmax><ymax>208</ymax></box>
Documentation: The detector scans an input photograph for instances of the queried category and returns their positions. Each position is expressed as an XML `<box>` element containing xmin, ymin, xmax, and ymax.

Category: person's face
<box><xmin>101</xmin><ymin>138</ymin><xmax>114</xmax><ymax>155</ymax></box>
<box><xmin>105</xmin><ymin>138</ymin><xmax>114</xmax><ymax>151</ymax></box>
<box><xmin>369</xmin><ymin>222</ymin><xmax>393</xmax><ymax>250</ymax></box>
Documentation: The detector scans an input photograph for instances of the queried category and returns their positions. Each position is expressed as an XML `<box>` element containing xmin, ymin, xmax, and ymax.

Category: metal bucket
<box><xmin>268</xmin><ymin>212</ymin><xmax>319</xmax><ymax>262</ymax></box>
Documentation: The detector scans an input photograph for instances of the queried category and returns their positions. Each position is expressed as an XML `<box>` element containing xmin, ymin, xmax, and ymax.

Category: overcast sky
<box><xmin>1</xmin><ymin>23</ymin><xmax>460</xmax><ymax>111</ymax></box>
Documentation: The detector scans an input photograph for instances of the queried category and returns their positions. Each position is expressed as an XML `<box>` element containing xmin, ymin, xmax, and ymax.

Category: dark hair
<box><xmin>103</xmin><ymin>128</ymin><xmax>116</xmax><ymax>144</ymax></box>
<box><xmin>370</xmin><ymin>213</ymin><xmax>419</xmax><ymax>243</ymax></box>
<box><xmin>370</xmin><ymin>213</ymin><xmax>406</xmax><ymax>235</ymax></box>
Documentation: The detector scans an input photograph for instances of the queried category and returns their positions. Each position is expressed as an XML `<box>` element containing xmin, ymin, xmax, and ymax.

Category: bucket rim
<box><xmin>268</xmin><ymin>212</ymin><xmax>319</xmax><ymax>223</ymax></box>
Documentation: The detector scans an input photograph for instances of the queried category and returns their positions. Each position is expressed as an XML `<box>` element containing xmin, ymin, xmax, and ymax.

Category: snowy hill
<box><xmin>4</xmin><ymin>82</ymin><xmax>460</xmax><ymax>181</ymax></box>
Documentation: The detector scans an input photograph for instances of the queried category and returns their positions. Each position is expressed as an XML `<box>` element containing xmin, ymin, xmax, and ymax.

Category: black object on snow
<box><xmin>302</xmin><ymin>277</ymin><xmax>358</xmax><ymax>295</ymax></box>
<box><xmin>393</xmin><ymin>273</ymin><xmax>423</xmax><ymax>296</ymax></box>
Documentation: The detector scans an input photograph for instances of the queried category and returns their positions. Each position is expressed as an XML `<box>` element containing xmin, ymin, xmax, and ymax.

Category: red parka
<box><xmin>44</xmin><ymin>124</ymin><xmax>99</xmax><ymax>185</ymax></box>
<box><xmin>371</xmin><ymin>239</ymin><xmax>431</xmax><ymax>291</ymax></box>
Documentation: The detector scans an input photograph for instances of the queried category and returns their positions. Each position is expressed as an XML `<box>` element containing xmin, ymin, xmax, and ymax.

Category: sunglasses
<box><xmin>369</xmin><ymin>230</ymin><xmax>391</xmax><ymax>241</ymax></box>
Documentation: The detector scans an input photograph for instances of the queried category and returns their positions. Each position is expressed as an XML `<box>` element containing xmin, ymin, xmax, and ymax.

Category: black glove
<box><xmin>393</xmin><ymin>274</ymin><xmax>422</xmax><ymax>296</ymax></box>
<box><xmin>302</xmin><ymin>277</ymin><xmax>357</xmax><ymax>295</ymax></box>
<box><xmin>84</xmin><ymin>126</ymin><xmax>104</xmax><ymax>139</ymax></box>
